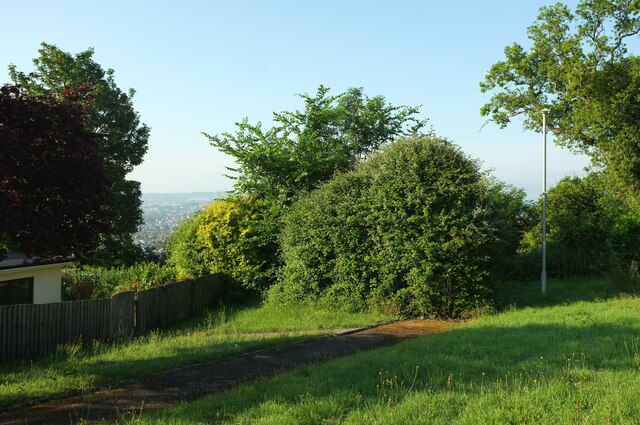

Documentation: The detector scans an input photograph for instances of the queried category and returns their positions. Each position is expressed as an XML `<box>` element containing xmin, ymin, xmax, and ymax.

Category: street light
<box><xmin>541</xmin><ymin>108</ymin><xmax>550</xmax><ymax>295</ymax></box>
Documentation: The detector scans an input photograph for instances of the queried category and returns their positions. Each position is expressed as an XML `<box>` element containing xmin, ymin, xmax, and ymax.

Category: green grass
<box><xmin>126</xmin><ymin>278</ymin><xmax>640</xmax><ymax>424</ymax></box>
<box><xmin>492</xmin><ymin>276</ymin><xmax>624</xmax><ymax>309</ymax></box>
<box><xmin>190</xmin><ymin>300</ymin><xmax>392</xmax><ymax>334</ymax></box>
<box><xmin>0</xmin><ymin>302</ymin><xmax>391</xmax><ymax>408</ymax></box>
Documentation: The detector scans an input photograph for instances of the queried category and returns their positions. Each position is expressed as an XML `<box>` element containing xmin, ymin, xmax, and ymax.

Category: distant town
<box><xmin>135</xmin><ymin>192</ymin><xmax>226</xmax><ymax>253</ymax></box>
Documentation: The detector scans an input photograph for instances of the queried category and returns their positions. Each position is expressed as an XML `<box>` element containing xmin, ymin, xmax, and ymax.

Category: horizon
<box><xmin>1</xmin><ymin>0</ymin><xmax>589</xmax><ymax>198</ymax></box>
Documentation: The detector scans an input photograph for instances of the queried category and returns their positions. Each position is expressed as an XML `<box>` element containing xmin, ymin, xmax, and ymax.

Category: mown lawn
<box><xmin>127</xmin><ymin>278</ymin><xmax>640</xmax><ymax>424</ymax></box>
<box><xmin>0</xmin><ymin>301</ymin><xmax>391</xmax><ymax>408</ymax></box>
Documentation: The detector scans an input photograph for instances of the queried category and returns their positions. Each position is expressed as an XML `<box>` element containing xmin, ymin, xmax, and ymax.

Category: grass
<box><xmin>492</xmin><ymin>276</ymin><xmax>624</xmax><ymax>309</ymax></box>
<box><xmin>0</xmin><ymin>301</ymin><xmax>391</xmax><ymax>409</ymax></box>
<box><xmin>183</xmin><ymin>300</ymin><xmax>393</xmax><ymax>334</ymax></box>
<box><xmin>125</xmin><ymin>277</ymin><xmax>640</xmax><ymax>424</ymax></box>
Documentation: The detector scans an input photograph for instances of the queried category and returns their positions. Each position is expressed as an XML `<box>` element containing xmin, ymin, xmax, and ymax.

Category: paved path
<box><xmin>0</xmin><ymin>320</ymin><xmax>454</xmax><ymax>425</ymax></box>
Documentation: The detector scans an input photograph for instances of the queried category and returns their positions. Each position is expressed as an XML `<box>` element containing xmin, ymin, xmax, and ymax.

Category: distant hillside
<box><xmin>141</xmin><ymin>192</ymin><xmax>227</xmax><ymax>205</ymax></box>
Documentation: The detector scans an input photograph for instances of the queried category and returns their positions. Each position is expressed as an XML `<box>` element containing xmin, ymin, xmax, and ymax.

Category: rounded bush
<box><xmin>271</xmin><ymin>136</ymin><xmax>524</xmax><ymax>317</ymax></box>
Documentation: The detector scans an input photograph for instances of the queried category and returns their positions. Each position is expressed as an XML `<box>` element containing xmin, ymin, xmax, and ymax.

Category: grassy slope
<box><xmin>131</xmin><ymin>278</ymin><xmax>640</xmax><ymax>424</ymax></box>
<box><xmin>0</xmin><ymin>302</ymin><xmax>391</xmax><ymax>408</ymax></box>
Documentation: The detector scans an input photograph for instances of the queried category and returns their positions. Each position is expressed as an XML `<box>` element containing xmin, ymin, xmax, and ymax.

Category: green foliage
<box><xmin>205</xmin><ymin>85</ymin><xmax>427</xmax><ymax>205</ymax></box>
<box><xmin>8</xmin><ymin>43</ymin><xmax>149</xmax><ymax>265</ymax></box>
<box><xmin>166</xmin><ymin>195</ymin><xmax>275</xmax><ymax>292</ymax></box>
<box><xmin>520</xmin><ymin>172</ymin><xmax>640</xmax><ymax>278</ymax></box>
<box><xmin>62</xmin><ymin>263</ymin><xmax>177</xmax><ymax>300</ymax></box>
<box><xmin>273</xmin><ymin>172</ymin><xmax>374</xmax><ymax>311</ymax></box>
<box><xmin>203</xmin><ymin>86</ymin><xmax>428</xmax><ymax>291</ymax></box>
<box><xmin>481</xmin><ymin>0</ymin><xmax>640</xmax><ymax>183</ymax></box>
<box><xmin>479</xmin><ymin>178</ymin><xmax>533</xmax><ymax>279</ymax></box>
<box><xmin>272</xmin><ymin>136</ymin><xmax>526</xmax><ymax>317</ymax></box>
<box><xmin>164</xmin><ymin>216</ymin><xmax>208</xmax><ymax>279</ymax></box>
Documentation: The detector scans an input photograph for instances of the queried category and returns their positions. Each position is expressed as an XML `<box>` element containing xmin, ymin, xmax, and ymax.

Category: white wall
<box><xmin>0</xmin><ymin>265</ymin><xmax>64</xmax><ymax>304</ymax></box>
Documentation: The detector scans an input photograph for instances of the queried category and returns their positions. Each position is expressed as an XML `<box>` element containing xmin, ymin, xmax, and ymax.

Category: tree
<box><xmin>272</xmin><ymin>136</ymin><xmax>526</xmax><ymax>317</ymax></box>
<box><xmin>205</xmin><ymin>85</ymin><xmax>427</xmax><ymax>205</ymax></box>
<box><xmin>481</xmin><ymin>0</ymin><xmax>640</xmax><ymax>183</ymax></box>
<box><xmin>204</xmin><ymin>86</ymin><xmax>427</xmax><ymax>290</ymax></box>
<box><xmin>8</xmin><ymin>43</ymin><xmax>149</xmax><ymax>265</ymax></box>
<box><xmin>0</xmin><ymin>84</ymin><xmax>112</xmax><ymax>259</ymax></box>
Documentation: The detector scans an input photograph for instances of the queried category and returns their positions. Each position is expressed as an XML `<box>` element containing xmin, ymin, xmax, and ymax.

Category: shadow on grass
<box><xmin>0</xmin><ymin>332</ymin><xmax>311</xmax><ymax>409</ymax></box>
<box><xmin>164</xmin><ymin>297</ymin><xmax>261</xmax><ymax>333</ymax></box>
<box><xmin>137</xmin><ymin>303</ymin><xmax>640</xmax><ymax>423</ymax></box>
<box><xmin>1</xmin><ymin>294</ymin><xmax>389</xmax><ymax>409</ymax></box>
<box><xmin>1</xmin><ymin>299</ymin><xmax>254</xmax><ymax>370</ymax></box>
<box><xmin>492</xmin><ymin>276</ymin><xmax>638</xmax><ymax>310</ymax></box>
<box><xmin>0</xmin><ymin>297</ymin><xmax>305</xmax><ymax>409</ymax></box>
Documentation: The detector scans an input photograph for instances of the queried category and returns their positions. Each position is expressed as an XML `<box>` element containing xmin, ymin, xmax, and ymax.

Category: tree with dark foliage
<box><xmin>9</xmin><ymin>43</ymin><xmax>149</xmax><ymax>265</ymax></box>
<box><xmin>0</xmin><ymin>83</ymin><xmax>112</xmax><ymax>260</ymax></box>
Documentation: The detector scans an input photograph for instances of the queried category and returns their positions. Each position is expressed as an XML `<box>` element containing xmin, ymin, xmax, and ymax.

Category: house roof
<box><xmin>0</xmin><ymin>252</ymin><xmax>73</xmax><ymax>271</ymax></box>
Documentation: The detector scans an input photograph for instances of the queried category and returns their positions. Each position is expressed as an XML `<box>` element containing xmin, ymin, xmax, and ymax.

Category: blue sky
<box><xmin>1</xmin><ymin>0</ymin><xmax>590</xmax><ymax>198</ymax></box>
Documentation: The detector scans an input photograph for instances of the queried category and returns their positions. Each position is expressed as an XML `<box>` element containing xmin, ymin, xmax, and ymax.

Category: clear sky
<box><xmin>1</xmin><ymin>0</ymin><xmax>590</xmax><ymax>198</ymax></box>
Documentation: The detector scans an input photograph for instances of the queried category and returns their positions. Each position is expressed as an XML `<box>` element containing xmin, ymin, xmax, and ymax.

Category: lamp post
<box><xmin>541</xmin><ymin>108</ymin><xmax>550</xmax><ymax>295</ymax></box>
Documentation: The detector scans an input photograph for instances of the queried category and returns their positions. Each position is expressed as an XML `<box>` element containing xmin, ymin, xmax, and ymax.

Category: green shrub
<box><xmin>271</xmin><ymin>136</ymin><xmax>526</xmax><ymax>317</ymax></box>
<box><xmin>164</xmin><ymin>215</ymin><xmax>208</xmax><ymax>279</ymax></box>
<box><xmin>165</xmin><ymin>195</ymin><xmax>275</xmax><ymax>292</ymax></box>
<box><xmin>521</xmin><ymin>172</ymin><xmax>640</xmax><ymax>278</ymax></box>
<box><xmin>272</xmin><ymin>172</ymin><xmax>375</xmax><ymax>311</ymax></box>
<box><xmin>479</xmin><ymin>178</ymin><xmax>532</xmax><ymax>279</ymax></box>
<box><xmin>63</xmin><ymin>262</ymin><xmax>177</xmax><ymax>300</ymax></box>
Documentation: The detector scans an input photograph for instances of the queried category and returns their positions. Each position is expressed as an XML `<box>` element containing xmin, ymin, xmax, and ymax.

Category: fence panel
<box><xmin>0</xmin><ymin>274</ymin><xmax>224</xmax><ymax>362</ymax></box>
<box><xmin>136</xmin><ymin>285</ymin><xmax>157</xmax><ymax>334</ymax></box>
<box><xmin>110</xmin><ymin>291</ymin><xmax>135</xmax><ymax>339</ymax></box>
<box><xmin>135</xmin><ymin>275</ymin><xmax>222</xmax><ymax>333</ymax></box>
<box><xmin>192</xmin><ymin>274</ymin><xmax>224</xmax><ymax>315</ymax></box>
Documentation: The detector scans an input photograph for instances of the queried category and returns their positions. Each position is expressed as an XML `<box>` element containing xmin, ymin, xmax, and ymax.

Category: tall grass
<box><xmin>128</xmin><ymin>278</ymin><xmax>640</xmax><ymax>424</ymax></box>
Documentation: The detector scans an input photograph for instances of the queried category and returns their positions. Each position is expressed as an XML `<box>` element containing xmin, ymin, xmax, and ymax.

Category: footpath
<box><xmin>0</xmin><ymin>319</ymin><xmax>454</xmax><ymax>425</ymax></box>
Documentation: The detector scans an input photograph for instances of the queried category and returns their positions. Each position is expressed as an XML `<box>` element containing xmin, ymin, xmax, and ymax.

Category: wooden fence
<box><xmin>0</xmin><ymin>274</ymin><xmax>224</xmax><ymax>363</ymax></box>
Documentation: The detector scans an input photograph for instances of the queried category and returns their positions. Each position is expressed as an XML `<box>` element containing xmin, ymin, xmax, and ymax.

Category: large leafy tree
<box><xmin>203</xmin><ymin>86</ymin><xmax>427</xmax><ymax>289</ymax></box>
<box><xmin>481</xmin><ymin>0</ymin><xmax>640</xmax><ymax>183</ymax></box>
<box><xmin>8</xmin><ymin>43</ymin><xmax>149</xmax><ymax>265</ymax></box>
<box><xmin>0</xmin><ymin>84</ymin><xmax>112</xmax><ymax>259</ymax></box>
<box><xmin>205</xmin><ymin>85</ymin><xmax>427</xmax><ymax>205</ymax></box>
